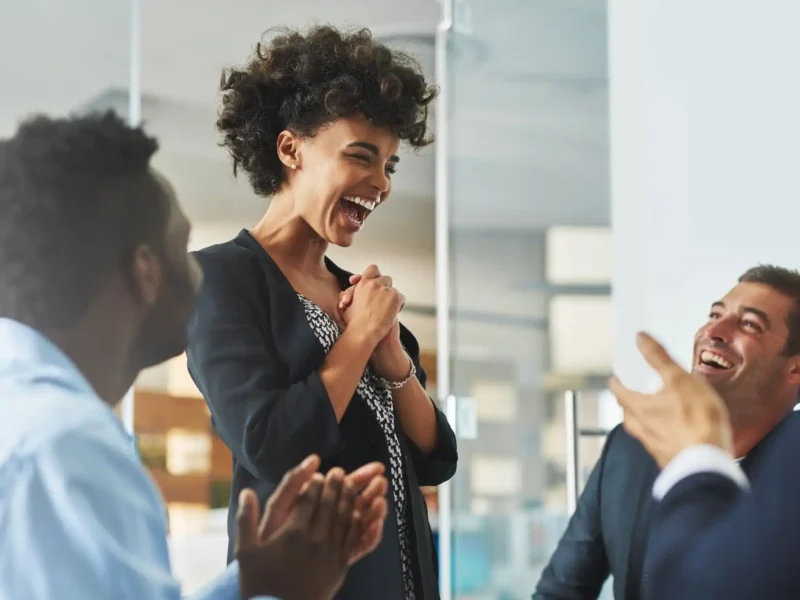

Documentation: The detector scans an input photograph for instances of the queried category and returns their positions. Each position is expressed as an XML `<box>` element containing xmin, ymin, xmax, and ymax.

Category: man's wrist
<box><xmin>238</xmin><ymin>552</ymin><xmax>284</xmax><ymax>600</ymax></box>
<box><xmin>652</xmin><ymin>443</ymin><xmax>749</xmax><ymax>501</ymax></box>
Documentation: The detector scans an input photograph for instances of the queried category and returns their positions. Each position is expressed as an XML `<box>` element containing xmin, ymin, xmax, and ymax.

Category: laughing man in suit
<box><xmin>611</xmin><ymin>266</ymin><xmax>800</xmax><ymax>600</ymax></box>
<box><xmin>534</xmin><ymin>265</ymin><xmax>800</xmax><ymax>600</ymax></box>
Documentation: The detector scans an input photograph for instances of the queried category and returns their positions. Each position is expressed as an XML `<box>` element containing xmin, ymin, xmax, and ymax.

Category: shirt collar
<box><xmin>0</xmin><ymin>318</ymin><xmax>96</xmax><ymax>399</ymax></box>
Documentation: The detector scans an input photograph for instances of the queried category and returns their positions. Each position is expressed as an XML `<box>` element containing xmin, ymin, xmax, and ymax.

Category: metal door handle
<box><xmin>564</xmin><ymin>390</ymin><xmax>580</xmax><ymax>515</ymax></box>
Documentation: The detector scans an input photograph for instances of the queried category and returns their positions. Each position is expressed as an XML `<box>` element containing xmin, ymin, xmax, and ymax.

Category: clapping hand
<box><xmin>236</xmin><ymin>455</ymin><xmax>388</xmax><ymax>600</ymax></box>
<box><xmin>609</xmin><ymin>332</ymin><xmax>733</xmax><ymax>468</ymax></box>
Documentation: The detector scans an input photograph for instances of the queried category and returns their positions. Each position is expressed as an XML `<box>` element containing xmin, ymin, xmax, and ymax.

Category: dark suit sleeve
<box><xmin>532</xmin><ymin>430</ymin><xmax>615</xmax><ymax>600</ymax></box>
<box><xmin>645</xmin><ymin>442</ymin><xmax>800</xmax><ymax>600</ymax></box>
<box><xmin>185</xmin><ymin>257</ymin><xmax>342</xmax><ymax>482</ymax></box>
<box><xmin>398</xmin><ymin>324</ymin><xmax>458</xmax><ymax>487</ymax></box>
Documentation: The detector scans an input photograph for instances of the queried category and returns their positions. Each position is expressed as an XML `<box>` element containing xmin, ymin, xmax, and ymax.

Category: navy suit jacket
<box><xmin>645</xmin><ymin>411</ymin><xmax>800</xmax><ymax>600</ymax></box>
<box><xmin>532</xmin><ymin>426</ymin><xmax>659</xmax><ymax>600</ymax></box>
<box><xmin>533</xmin><ymin>411</ymin><xmax>800</xmax><ymax>600</ymax></box>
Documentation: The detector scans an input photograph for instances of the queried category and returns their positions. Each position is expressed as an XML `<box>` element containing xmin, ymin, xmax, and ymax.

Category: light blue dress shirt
<box><xmin>0</xmin><ymin>319</ymin><xmax>275</xmax><ymax>600</ymax></box>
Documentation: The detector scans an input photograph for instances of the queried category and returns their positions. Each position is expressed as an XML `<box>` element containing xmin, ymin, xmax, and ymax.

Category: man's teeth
<box><xmin>342</xmin><ymin>196</ymin><xmax>378</xmax><ymax>211</ymax></box>
<box><xmin>700</xmin><ymin>350</ymin><xmax>733</xmax><ymax>369</ymax></box>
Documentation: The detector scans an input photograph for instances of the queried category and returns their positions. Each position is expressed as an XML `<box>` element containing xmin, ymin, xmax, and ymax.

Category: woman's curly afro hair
<box><xmin>217</xmin><ymin>25</ymin><xmax>438</xmax><ymax>197</ymax></box>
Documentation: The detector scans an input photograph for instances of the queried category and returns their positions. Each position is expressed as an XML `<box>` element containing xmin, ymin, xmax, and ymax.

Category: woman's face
<box><xmin>279</xmin><ymin>116</ymin><xmax>400</xmax><ymax>247</ymax></box>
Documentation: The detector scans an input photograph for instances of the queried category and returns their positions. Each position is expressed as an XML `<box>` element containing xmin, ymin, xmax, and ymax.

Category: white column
<box><xmin>609</xmin><ymin>0</ymin><xmax>800</xmax><ymax>390</ymax></box>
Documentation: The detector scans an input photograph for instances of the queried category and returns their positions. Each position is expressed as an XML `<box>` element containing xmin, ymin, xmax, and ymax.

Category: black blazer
<box><xmin>186</xmin><ymin>230</ymin><xmax>458</xmax><ymax>600</ymax></box>
<box><xmin>532</xmin><ymin>413</ymin><xmax>792</xmax><ymax>600</ymax></box>
<box><xmin>644</xmin><ymin>411</ymin><xmax>800</xmax><ymax>600</ymax></box>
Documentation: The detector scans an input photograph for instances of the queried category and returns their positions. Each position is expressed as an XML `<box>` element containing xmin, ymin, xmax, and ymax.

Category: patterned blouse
<box><xmin>298</xmin><ymin>294</ymin><xmax>416</xmax><ymax>599</ymax></box>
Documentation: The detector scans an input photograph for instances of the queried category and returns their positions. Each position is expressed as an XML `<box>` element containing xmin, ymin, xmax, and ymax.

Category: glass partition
<box><xmin>436</xmin><ymin>1</ymin><xmax>613</xmax><ymax>598</ymax></box>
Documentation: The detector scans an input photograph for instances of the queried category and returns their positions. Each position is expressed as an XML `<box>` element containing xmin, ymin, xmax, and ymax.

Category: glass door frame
<box><xmin>434</xmin><ymin>0</ymin><xmax>455</xmax><ymax>596</ymax></box>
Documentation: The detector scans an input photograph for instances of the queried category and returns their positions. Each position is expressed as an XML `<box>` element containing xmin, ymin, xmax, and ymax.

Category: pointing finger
<box><xmin>636</xmin><ymin>332</ymin><xmax>686</xmax><ymax>384</ymax></box>
<box><xmin>608</xmin><ymin>375</ymin><xmax>648</xmax><ymax>413</ymax></box>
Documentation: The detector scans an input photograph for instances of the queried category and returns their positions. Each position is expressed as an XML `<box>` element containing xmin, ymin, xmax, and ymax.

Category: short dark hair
<box><xmin>0</xmin><ymin>111</ymin><xmax>164</xmax><ymax>331</ymax></box>
<box><xmin>739</xmin><ymin>264</ymin><xmax>800</xmax><ymax>355</ymax></box>
<box><xmin>217</xmin><ymin>25</ymin><xmax>438</xmax><ymax>197</ymax></box>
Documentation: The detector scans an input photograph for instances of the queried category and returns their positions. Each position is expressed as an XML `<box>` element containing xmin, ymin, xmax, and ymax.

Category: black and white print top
<box><xmin>298</xmin><ymin>294</ymin><xmax>417</xmax><ymax>600</ymax></box>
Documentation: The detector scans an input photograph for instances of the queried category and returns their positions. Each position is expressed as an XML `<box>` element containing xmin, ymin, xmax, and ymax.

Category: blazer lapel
<box><xmin>234</xmin><ymin>230</ymin><xmax>326</xmax><ymax>375</ymax></box>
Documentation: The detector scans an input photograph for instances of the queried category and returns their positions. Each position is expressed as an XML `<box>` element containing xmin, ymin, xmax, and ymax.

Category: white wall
<box><xmin>609</xmin><ymin>0</ymin><xmax>800</xmax><ymax>391</ymax></box>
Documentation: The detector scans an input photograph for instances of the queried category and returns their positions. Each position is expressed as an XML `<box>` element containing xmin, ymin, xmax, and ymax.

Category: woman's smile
<box><xmin>338</xmin><ymin>195</ymin><xmax>380</xmax><ymax>231</ymax></box>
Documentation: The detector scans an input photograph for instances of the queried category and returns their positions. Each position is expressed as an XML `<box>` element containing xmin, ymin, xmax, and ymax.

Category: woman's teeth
<box><xmin>339</xmin><ymin>197</ymin><xmax>366</xmax><ymax>228</ymax></box>
<box><xmin>342</xmin><ymin>195</ymin><xmax>378</xmax><ymax>211</ymax></box>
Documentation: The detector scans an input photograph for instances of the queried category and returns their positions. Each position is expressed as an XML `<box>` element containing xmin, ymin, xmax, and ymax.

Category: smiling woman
<box><xmin>185</xmin><ymin>25</ymin><xmax>457</xmax><ymax>600</ymax></box>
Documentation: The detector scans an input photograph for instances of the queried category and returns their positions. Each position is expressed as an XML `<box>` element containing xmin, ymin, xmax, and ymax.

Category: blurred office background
<box><xmin>0</xmin><ymin>1</ymin><xmax>613</xmax><ymax>598</ymax></box>
<box><xmin>6</xmin><ymin>0</ymin><xmax>797</xmax><ymax>598</ymax></box>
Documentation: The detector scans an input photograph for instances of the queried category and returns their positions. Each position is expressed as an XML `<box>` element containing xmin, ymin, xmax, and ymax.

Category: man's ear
<box><xmin>784</xmin><ymin>355</ymin><xmax>800</xmax><ymax>389</ymax></box>
<box><xmin>130</xmin><ymin>244</ymin><xmax>162</xmax><ymax>308</ymax></box>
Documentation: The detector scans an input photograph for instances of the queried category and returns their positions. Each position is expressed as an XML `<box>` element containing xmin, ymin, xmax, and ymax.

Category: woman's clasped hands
<box><xmin>337</xmin><ymin>265</ymin><xmax>411</xmax><ymax>382</ymax></box>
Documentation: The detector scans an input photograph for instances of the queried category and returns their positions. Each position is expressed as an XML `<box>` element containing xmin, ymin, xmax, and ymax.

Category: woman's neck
<box><xmin>250</xmin><ymin>196</ymin><xmax>328</xmax><ymax>274</ymax></box>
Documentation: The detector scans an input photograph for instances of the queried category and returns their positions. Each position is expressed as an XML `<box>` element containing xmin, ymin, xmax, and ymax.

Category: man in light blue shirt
<box><xmin>0</xmin><ymin>113</ymin><xmax>388</xmax><ymax>599</ymax></box>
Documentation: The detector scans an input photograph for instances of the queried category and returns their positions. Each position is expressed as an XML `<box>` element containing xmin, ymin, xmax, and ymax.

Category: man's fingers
<box><xmin>361</xmin><ymin>513</ymin><xmax>385</xmax><ymax>552</ymax></box>
<box><xmin>265</xmin><ymin>454</ymin><xmax>320</xmax><ymax>511</ymax></box>
<box><xmin>636</xmin><ymin>332</ymin><xmax>686</xmax><ymax>384</ymax></box>
<box><xmin>311</xmin><ymin>468</ymin><xmax>345</xmax><ymax>539</ymax></box>
<box><xmin>608</xmin><ymin>375</ymin><xmax>649</xmax><ymax>413</ymax></box>
<box><xmin>293</xmin><ymin>473</ymin><xmax>325</xmax><ymax>526</ymax></box>
<box><xmin>361</xmin><ymin>494</ymin><xmax>388</xmax><ymax>524</ymax></box>
<box><xmin>259</xmin><ymin>454</ymin><xmax>320</xmax><ymax>538</ymax></box>
<box><xmin>344</xmin><ymin>462</ymin><xmax>385</xmax><ymax>492</ymax></box>
<box><xmin>235</xmin><ymin>489</ymin><xmax>260</xmax><ymax>553</ymax></box>
<box><xmin>349</xmin><ymin>494</ymin><xmax>388</xmax><ymax>555</ymax></box>
<box><xmin>332</xmin><ymin>476</ymin><xmax>357</xmax><ymax>547</ymax></box>
<box><xmin>349</xmin><ymin>274</ymin><xmax>362</xmax><ymax>285</ymax></box>
<box><xmin>347</xmin><ymin>502</ymin><xmax>386</xmax><ymax>565</ymax></box>
<box><xmin>355</xmin><ymin>476</ymin><xmax>388</xmax><ymax>513</ymax></box>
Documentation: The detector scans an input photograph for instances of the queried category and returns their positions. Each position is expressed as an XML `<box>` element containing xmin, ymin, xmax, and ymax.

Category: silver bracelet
<box><xmin>378</xmin><ymin>354</ymin><xmax>416</xmax><ymax>390</ymax></box>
